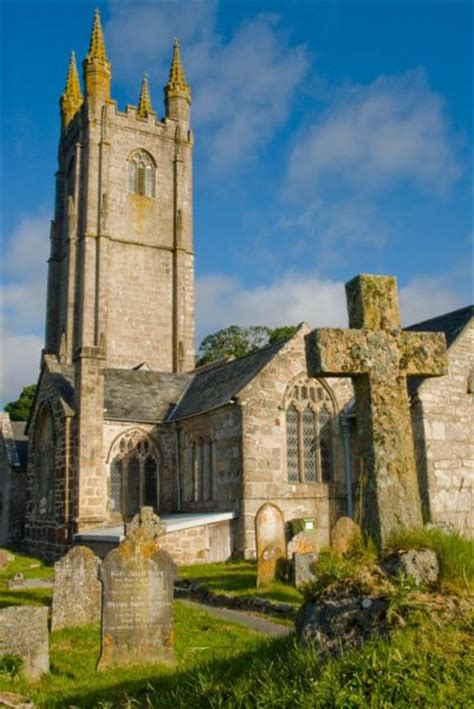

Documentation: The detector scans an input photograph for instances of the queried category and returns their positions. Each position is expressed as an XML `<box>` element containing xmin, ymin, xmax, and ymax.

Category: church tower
<box><xmin>45</xmin><ymin>12</ymin><xmax>195</xmax><ymax>373</ymax></box>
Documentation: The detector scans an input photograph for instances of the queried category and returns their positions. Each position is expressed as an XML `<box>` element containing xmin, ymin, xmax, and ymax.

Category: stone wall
<box><xmin>411</xmin><ymin>321</ymin><xmax>473</xmax><ymax>537</ymax></box>
<box><xmin>45</xmin><ymin>89</ymin><xmax>195</xmax><ymax>373</ymax></box>
<box><xmin>176</xmin><ymin>406</ymin><xmax>242</xmax><ymax>514</ymax></box>
<box><xmin>237</xmin><ymin>326</ymin><xmax>353</xmax><ymax>558</ymax></box>
<box><xmin>24</xmin><ymin>358</ymin><xmax>75</xmax><ymax>560</ymax></box>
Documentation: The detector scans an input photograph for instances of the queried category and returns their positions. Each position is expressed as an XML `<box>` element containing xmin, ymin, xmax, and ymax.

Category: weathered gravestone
<box><xmin>51</xmin><ymin>546</ymin><xmax>101</xmax><ymax>631</ymax></box>
<box><xmin>306</xmin><ymin>274</ymin><xmax>448</xmax><ymax>545</ymax></box>
<box><xmin>331</xmin><ymin>517</ymin><xmax>362</xmax><ymax>556</ymax></box>
<box><xmin>0</xmin><ymin>606</ymin><xmax>49</xmax><ymax>680</ymax></box>
<box><xmin>97</xmin><ymin>508</ymin><xmax>176</xmax><ymax>670</ymax></box>
<box><xmin>125</xmin><ymin>505</ymin><xmax>167</xmax><ymax>538</ymax></box>
<box><xmin>255</xmin><ymin>503</ymin><xmax>286</xmax><ymax>587</ymax></box>
<box><xmin>293</xmin><ymin>552</ymin><xmax>319</xmax><ymax>589</ymax></box>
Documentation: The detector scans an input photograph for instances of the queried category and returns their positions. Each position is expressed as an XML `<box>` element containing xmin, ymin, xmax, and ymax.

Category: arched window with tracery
<box><xmin>285</xmin><ymin>377</ymin><xmax>335</xmax><ymax>483</ymax></box>
<box><xmin>128</xmin><ymin>150</ymin><xmax>155</xmax><ymax>197</ymax></box>
<box><xmin>108</xmin><ymin>430</ymin><xmax>160</xmax><ymax>519</ymax></box>
<box><xmin>34</xmin><ymin>407</ymin><xmax>56</xmax><ymax>517</ymax></box>
<box><xmin>186</xmin><ymin>430</ymin><xmax>214</xmax><ymax>504</ymax></box>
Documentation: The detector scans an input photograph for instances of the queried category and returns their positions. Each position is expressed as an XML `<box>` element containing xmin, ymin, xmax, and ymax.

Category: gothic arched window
<box><xmin>128</xmin><ymin>150</ymin><xmax>155</xmax><ymax>197</ymax></box>
<box><xmin>34</xmin><ymin>407</ymin><xmax>56</xmax><ymax>517</ymax></box>
<box><xmin>285</xmin><ymin>378</ymin><xmax>336</xmax><ymax>483</ymax></box>
<box><xmin>187</xmin><ymin>431</ymin><xmax>214</xmax><ymax>504</ymax></box>
<box><xmin>108</xmin><ymin>430</ymin><xmax>160</xmax><ymax>518</ymax></box>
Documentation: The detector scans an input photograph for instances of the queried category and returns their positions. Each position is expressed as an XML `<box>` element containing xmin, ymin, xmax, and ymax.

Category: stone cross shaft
<box><xmin>306</xmin><ymin>274</ymin><xmax>448</xmax><ymax>545</ymax></box>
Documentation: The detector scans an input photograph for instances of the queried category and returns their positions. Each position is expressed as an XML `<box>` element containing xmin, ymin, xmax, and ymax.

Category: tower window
<box><xmin>128</xmin><ymin>150</ymin><xmax>155</xmax><ymax>197</ymax></box>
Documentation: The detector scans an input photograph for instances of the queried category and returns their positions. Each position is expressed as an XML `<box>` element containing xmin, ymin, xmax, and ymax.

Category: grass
<box><xmin>1</xmin><ymin>603</ymin><xmax>471</xmax><ymax>708</ymax></box>
<box><xmin>0</xmin><ymin>534</ymin><xmax>472</xmax><ymax>707</ymax></box>
<box><xmin>0</xmin><ymin>549</ymin><xmax>53</xmax><ymax>609</ymax></box>
<box><xmin>384</xmin><ymin>526</ymin><xmax>474</xmax><ymax>593</ymax></box>
<box><xmin>180</xmin><ymin>559</ymin><xmax>303</xmax><ymax>606</ymax></box>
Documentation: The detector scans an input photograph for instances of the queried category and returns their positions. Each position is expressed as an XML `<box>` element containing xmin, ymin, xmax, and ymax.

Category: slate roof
<box><xmin>104</xmin><ymin>370</ymin><xmax>191</xmax><ymax>422</ymax></box>
<box><xmin>406</xmin><ymin>305</ymin><xmax>473</xmax><ymax>396</ymax></box>
<box><xmin>405</xmin><ymin>305</ymin><xmax>473</xmax><ymax>347</ymax></box>
<box><xmin>168</xmin><ymin>339</ymin><xmax>289</xmax><ymax>421</ymax></box>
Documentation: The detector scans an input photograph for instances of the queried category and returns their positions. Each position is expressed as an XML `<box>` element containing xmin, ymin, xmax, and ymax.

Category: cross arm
<box><xmin>399</xmin><ymin>331</ymin><xmax>448</xmax><ymax>376</ymax></box>
<box><xmin>305</xmin><ymin>328</ymin><xmax>369</xmax><ymax>377</ymax></box>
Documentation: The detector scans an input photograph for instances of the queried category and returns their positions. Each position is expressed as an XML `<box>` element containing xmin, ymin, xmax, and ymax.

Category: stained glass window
<box><xmin>285</xmin><ymin>379</ymin><xmax>335</xmax><ymax>483</ymax></box>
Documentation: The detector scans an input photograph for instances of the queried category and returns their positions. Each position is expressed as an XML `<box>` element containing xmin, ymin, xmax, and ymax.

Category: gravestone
<box><xmin>331</xmin><ymin>517</ymin><xmax>362</xmax><ymax>556</ymax></box>
<box><xmin>306</xmin><ymin>274</ymin><xmax>448</xmax><ymax>545</ymax></box>
<box><xmin>0</xmin><ymin>606</ymin><xmax>49</xmax><ymax>680</ymax></box>
<box><xmin>51</xmin><ymin>546</ymin><xmax>102</xmax><ymax>631</ymax></box>
<box><xmin>125</xmin><ymin>505</ymin><xmax>167</xmax><ymax>538</ymax></box>
<box><xmin>293</xmin><ymin>552</ymin><xmax>319</xmax><ymax>589</ymax></box>
<box><xmin>255</xmin><ymin>503</ymin><xmax>286</xmax><ymax>587</ymax></box>
<box><xmin>288</xmin><ymin>530</ymin><xmax>320</xmax><ymax>557</ymax></box>
<box><xmin>97</xmin><ymin>513</ymin><xmax>176</xmax><ymax>670</ymax></box>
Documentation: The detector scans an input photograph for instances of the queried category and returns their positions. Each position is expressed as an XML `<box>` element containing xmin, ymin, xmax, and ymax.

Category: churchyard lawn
<box><xmin>0</xmin><ymin>542</ymin><xmax>472</xmax><ymax>708</ymax></box>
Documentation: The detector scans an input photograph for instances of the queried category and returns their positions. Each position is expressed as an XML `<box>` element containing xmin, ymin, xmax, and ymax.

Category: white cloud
<box><xmin>274</xmin><ymin>198</ymin><xmax>388</xmax><ymax>267</ymax></box>
<box><xmin>196</xmin><ymin>269</ymin><xmax>466</xmax><ymax>342</ymax></box>
<box><xmin>106</xmin><ymin>4</ymin><xmax>309</xmax><ymax>169</ymax></box>
<box><xmin>399</xmin><ymin>275</ymin><xmax>466</xmax><ymax>326</ymax></box>
<box><xmin>286</xmin><ymin>69</ymin><xmax>461</xmax><ymax>199</ymax></box>
<box><xmin>196</xmin><ymin>272</ymin><xmax>348</xmax><ymax>340</ymax></box>
<box><xmin>1</xmin><ymin>209</ymin><xmax>49</xmax><ymax>404</ymax></box>
<box><xmin>3</xmin><ymin>209</ymin><xmax>50</xmax><ymax>276</ymax></box>
<box><xmin>1</xmin><ymin>331</ymin><xmax>43</xmax><ymax>404</ymax></box>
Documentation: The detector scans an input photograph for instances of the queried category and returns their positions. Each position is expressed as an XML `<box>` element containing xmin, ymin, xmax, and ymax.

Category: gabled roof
<box><xmin>168</xmin><ymin>339</ymin><xmax>289</xmax><ymax>421</ymax></box>
<box><xmin>104</xmin><ymin>369</ymin><xmax>191</xmax><ymax>422</ymax></box>
<box><xmin>405</xmin><ymin>305</ymin><xmax>473</xmax><ymax>347</ymax></box>
<box><xmin>405</xmin><ymin>305</ymin><xmax>473</xmax><ymax>396</ymax></box>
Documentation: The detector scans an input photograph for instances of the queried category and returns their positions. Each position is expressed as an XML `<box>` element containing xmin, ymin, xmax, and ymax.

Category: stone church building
<box><xmin>7</xmin><ymin>13</ymin><xmax>471</xmax><ymax>561</ymax></box>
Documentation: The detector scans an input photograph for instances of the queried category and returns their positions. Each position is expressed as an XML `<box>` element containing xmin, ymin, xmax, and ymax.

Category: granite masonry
<box><xmin>51</xmin><ymin>545</ymin><xmax>102</xmax><ymax>631</ymax></box>
<box><xmin>256</xmin><ymin>503</ymin><xmax>286</xmax><ymax>587</ymax></box>
<box><xmin>306</xmin><ymin>275</ymin><xmax>448</xmax><ymax>545</ymax></box>
<box><xmin>97</xmin><ymin>521</ymin><xmax>176</xmax><ymax>669</ymax></box>
<box><xmin>11</xmin><ymin>10</ymin><xmax>471</xmax><ymax>565</ymax></box>
<box><xmin>0</xmin><ymin>606</ymin><xmax>49</xmax><ymax>680</ymax></box>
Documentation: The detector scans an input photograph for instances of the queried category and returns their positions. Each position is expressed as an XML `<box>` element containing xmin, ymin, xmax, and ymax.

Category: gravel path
<box><xmin>181</xmin><ymin>599</ymin><xmax>293</xmax><ymax>637</ymax></box>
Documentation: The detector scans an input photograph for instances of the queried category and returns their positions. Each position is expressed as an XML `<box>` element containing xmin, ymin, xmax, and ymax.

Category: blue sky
<box><xmin>1</xmin><ymin>0</ymin><xmax>472</xmax><ymax>404</ymax></box>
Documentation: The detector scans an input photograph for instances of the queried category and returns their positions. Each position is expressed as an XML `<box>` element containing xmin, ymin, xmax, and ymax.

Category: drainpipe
<box><xmin>340</xmin><ymin>415</ymin><xmax>353</xmax><ymax>518</ymax></box>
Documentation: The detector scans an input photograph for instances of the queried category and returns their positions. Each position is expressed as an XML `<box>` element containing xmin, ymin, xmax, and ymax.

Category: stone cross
<box><xmin>306</xmin><ymin>274</ymin><xmax>448</xmax><ymax>545</ymax></box>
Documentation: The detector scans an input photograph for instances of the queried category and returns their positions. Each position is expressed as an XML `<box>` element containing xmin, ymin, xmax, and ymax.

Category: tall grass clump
<box><xmin>384</xmin><ymin>526</ymin><xmax>474</xmax><ymax>593</ymax></box>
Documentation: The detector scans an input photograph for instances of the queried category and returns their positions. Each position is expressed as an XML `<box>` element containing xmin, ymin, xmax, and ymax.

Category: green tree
<box><xmin>4</xmin><ymin>384</ymin><xmax>37</xmax><ymax>421</ymax></box>
<box><xmin>269</xmin><ymin>325</ymin><xmax>299</xmax><ymax>344</ymax></box>
<box><xmin>196</xmin><ymin>324</ymin><xmax>298</xmax><ymax>366</ymax></box>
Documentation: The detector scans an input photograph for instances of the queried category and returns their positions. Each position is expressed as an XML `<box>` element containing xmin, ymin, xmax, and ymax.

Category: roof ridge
<box><xmin>406</xmin><ymin>304</ymin><xmax>473</xmax><ymax>330</ymax></box>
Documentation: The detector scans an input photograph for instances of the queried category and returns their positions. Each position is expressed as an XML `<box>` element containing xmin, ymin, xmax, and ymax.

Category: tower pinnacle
<box><xmin>137</xmin><ymin>73</ymin><xmax>153</xmax><ymax>118</ymax></box>
<box><xmin>87</xmin><ymin>8</ymin><xmax>108</xmax><ymax>63</ymax></box>
<box><xmin>165</xmin><ymin>38</ymin><xmax>191</xmax><ymax>101</ymax></box>
<box><xmin>83</xmin><ymin>9</ymin><xmax>111</xmax><ymax>106</ymax></box>
<box><xmin>61</xmin><ymin>51</ymin><xmax>83</xmax><ymax>127</ymax></box>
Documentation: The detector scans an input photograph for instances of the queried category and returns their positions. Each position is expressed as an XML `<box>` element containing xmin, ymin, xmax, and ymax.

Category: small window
<box><xmin>128</xmin><ymin>150</ymin><xmax>155</xmax><ymax>197</ymax></box>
